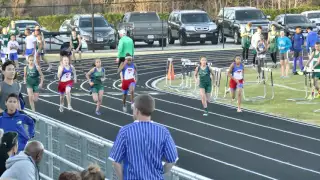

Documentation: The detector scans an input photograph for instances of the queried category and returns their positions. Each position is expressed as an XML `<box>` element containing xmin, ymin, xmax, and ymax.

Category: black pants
<box><xmin>252</xmin><ymin>54</ymin><xmax>257</xmax><ymax>65</ymax></box>
<box><xmin>242</xmin><ymin>48</ymin><xmax>249</xmax><ymax>60</ymax></box>
<box><xmin>270</xmin><ymin>52</ymin><xmax>277</xmax><ymax>64</ymax></box>
<box><xmin>118</xmin><ymin>57</ymin><xmax>126</xmax><ymax>68</ymax></box>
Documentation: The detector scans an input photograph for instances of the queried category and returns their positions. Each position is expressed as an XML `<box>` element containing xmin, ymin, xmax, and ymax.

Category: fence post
<box><xmin>47</xmin><ymin>125</ymin><xmax>54</xmax><ymax>178</ymax></box>
<box><xmin>81</xmin><ymin>137</ymin><xmax>89</xmax><ymax>169</ymax></box>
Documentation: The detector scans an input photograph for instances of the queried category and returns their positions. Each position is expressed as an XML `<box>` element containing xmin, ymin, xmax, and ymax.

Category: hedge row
<box><xmin>1</xmin><ymin>6</ymin><xmax>319</xmax><ymax>32</ymax></box>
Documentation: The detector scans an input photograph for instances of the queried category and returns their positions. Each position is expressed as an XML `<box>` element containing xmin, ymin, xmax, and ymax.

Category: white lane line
<box><xmin>48</xmin><ymin>79</ymin><xmax>320</xmax><ymax>176</ymax></box>
<box><xmin>40</xmin><ymin>84</ymin><xmax>277</xmax><ymax>179</ymax></box>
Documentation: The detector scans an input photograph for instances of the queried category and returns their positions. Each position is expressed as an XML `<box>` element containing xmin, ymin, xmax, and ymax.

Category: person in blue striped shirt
<box><xmin>109</xmin><ymin>94</ymin><xmax>178</xmax><ymax>180</ymax></box>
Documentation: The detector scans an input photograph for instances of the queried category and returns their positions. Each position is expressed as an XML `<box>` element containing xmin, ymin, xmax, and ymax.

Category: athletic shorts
<box><xmin>58</xmin><ymin>80</ymin><xmax>73</xmax><ymax>94</ymax></box>
<box><xmin>279</xmin><ymin>52</ymin><xmax>289</xmax><ymax>60</ymax></box>
<box><xmin>122</xmin><ymin>78</ymin><xmax>136</xmax><ymax>95</ymax></box>
<box><xmin>92</xmin><ymin>84</ymin><xmax>104</xmax><ymax>93</ymax></box>
<box><xmin>230</xmin><ymin>79</ymin><xmax>244</xmax><ymax>89</ymax></box>
<box><xmin>199</xmin><ymin>82</ymin><xmax>212</xmax><ymax>93</ymax></box>
<box><xmin>312</xmin><ymin>72</ymin><xmax>320</xmax><ymax>79</ymax></box>
<box><xmin>9</xmin><ymin>53</ymin><xmax>18</xmax><ymax>61</ymax></box>
<box><xmin>36</xmin><ymin>51</ymin><xmax>45</xmax><ymax>56</ymax></box>
<box><xmin>27</xmin><ymin>82</ymin><xmax>40</xmax><ymax>92</ymax></box>
<box><xmin>72</xmin><ymin>46</ymin><xmax>82</xmax><ymax>52</ymax></box>
<box><xmin>118</xmin><ymin>57</ymin><xmax>125</xmax><ymax>68</ymax></box>
<box><xmin>25</xmin><ymin>48</ymin><xmax>34</xmax><ymax>56</ymax></box>
<box><xmin>293</xmin><ymin>51</ymin><xmax>302</xmax><ymax>58</ymax></box>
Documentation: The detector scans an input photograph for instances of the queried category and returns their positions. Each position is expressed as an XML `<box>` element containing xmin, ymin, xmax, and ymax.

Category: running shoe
<box><xmin>123</xmin><ymin>105</ymin><xmax>127</xmax><ymax>112</ymax></box>
<box><xmin>237</xmin><ymin>108</ymin><xmax>242</xmax><ymax>112</ymax></box>
<box><xmin>46</xmin><ymin>64</ymin><xmax>52</xmax><ymax>72</ymax></box>
<box><xmin>297</xmin><ymin>71</ymin><xmax>304</xmax><ymax>75</ymax></box>
<box><xmin>59</xmin><ymin>105</ymin><xmax>64</xmax><ymax>112</ymax></box>
<box><xmin>95</xmin><ymin>111</ymin><xmax>101</xmax><ymax>115</ymax></box>
<box><xmin>118</xmin><ymin>83</ymin><xmax>122</xmax><ymax>87</ymax></box>
<box><xmin>203</xmin><ymin>112</ymin><xmax>208</xmax><ymax>116</ymax></box>
<box><xmin>68</xmin><ymin>106</ymin><xmax>73</xmax><ymax>110</ymax></box>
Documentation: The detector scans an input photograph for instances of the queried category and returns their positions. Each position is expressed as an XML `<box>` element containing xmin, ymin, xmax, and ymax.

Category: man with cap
<box><xmin>116</xmin><ymin>29</ymin><xmax>134</xmax><ymax>87</ymax></box>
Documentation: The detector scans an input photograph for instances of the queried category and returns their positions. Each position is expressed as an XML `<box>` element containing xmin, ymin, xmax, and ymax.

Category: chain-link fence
<box><xmin>25</xmin><ymin>110</ymin><xmax>211</xmax><ymax>180</ymax></box>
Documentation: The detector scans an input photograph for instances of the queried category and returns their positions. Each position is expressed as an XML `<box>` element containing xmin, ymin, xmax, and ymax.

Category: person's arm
<box><xmin>305</xmin><ymin>51</ymin><xmax>315</xmax><ymax>68</ymax></box>
<box><xmin>286</xmin><ymin>37</ymin><xmax>292</xmax><ymax>50</ymax></box>
<box><xmin>108</xmin><ymin>128</ymin><xmax>126</xmax><ymax>180</ymax></box>
<box><xmin>86</xmin><ymin>68</ymin><xmax>95</xmax><ymax>83</ymax></box>
<box><xmin>70</xmin><ymin>37</ymin><xmax>73</xmax><ymax>49</ymax></box>
<box><xmin>57</xmin><ymin>66</ymin><xmax>63</xmax><ymax>79</ymax></box>
<box><xmin>134</xmin><ymin>64</ymin><xmax>138</xmax><ymax>82</ymax></box>
<box><xmin>77</xmin><ymin>35</ymin><xmax>81</xmax><ymax>50</ymax></box>
<box><xmin>23</xmin><ymin>114</ymin><xmax>35</xmax><ymax>139</ymax></box>
<box><xmin>194</xmin><ymin>66</ymin><xmax>199</xmax><ymax>83</ymax></box>
<box><xmin>24</xmin><ymin>66</ymin><xmax>27</xmax><ymax>84</ymax></box>
<box><xmin>162</xmin><ymin>131</ymin><xmax>179</xmax><ymax>174</ymax></box>
<box><xmin>227</xmin><ymin>63</ymin><xmax>235</xmax><ymax>79</ymax></box>
<box><xmin>71</xmin><ymin>65</ymin><xmax>77</xmax><ymax>83</ymax></box>
<box><xmin>37</xmin><ymin>66</ymin><xmax>44</xmax><ymax>87</ymax></box>
<box><xmin>117</xmin><ymin>62</ymin><xmax>125</xmax><ymax>74</ymax></box>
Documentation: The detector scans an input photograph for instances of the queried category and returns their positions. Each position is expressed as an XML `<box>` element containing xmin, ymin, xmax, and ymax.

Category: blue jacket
<box><xmin>291</xmin><ymin>33</ymin><xmax>304</xmax><ymax>52</ymax></box>
<box><xmin>0</xmin><ymin>110</ymin><xmax>35</xmax><ymax>151</ymax></box>
<box><xmin>277</xmin><ymin>36</ymin><xmax>292</xmax><ymax>54</ymax></box>
<box><xmin>306</xmin><ymin>31</ymin><xmax>318</xmax><ymax>50</ymax></box>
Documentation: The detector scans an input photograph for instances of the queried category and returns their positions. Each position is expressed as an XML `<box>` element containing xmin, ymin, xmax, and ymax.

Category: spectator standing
<box><xmin>0</xmin><ymin>93</ymin><xmax>35</xmax><ymax>152</ymax></box>
<box><xmin>0</xmin><ymin>132</ymin><xmax>18</xmax><ymax>176</ymax></box>
<box><xmin>7</xmin><ymin>21</ymin><xmax>19</xmax><ymax>37</ymax></box>
<box><xmin>1</xmin><ymin>141</ymin><xmax>44</xmax><ymax>180</ymax></box>
<box><xmin>240</xmin><ymin>22</ymin><xmax>252</xmax><ymax>63</ymax></box>
<box><xmin>59</xmin><ymin>171</ymin><xmax>81</xmax><ymax>180</ymax></box>
<box><xmin>109</xmin><ymin>94</ymin><xmax>178</xmax><ymax>180</ymax></box>
<box><xmin>277</xmin><ymin>31</ymin><xmax>292</xmax><ymax>77</ymax></box>
<box><xmin>291</xmin><ymin>26</ymin><xmax>305</xmax><ymax>75</ymax></box>
<box><xmin>0</xmin><ymin>61</ymin><xmax>20</xmax><ymax>113</ymax></box>
<box><xmin>81</xmin><ymin>164</ymin><xmax>105</xmax><ymax>180</ymax></box>
<box><xmin>306</xmin><ymin>27</ymin><xmax>318</xmax><ymax>54</ymax></box>
<box><xmin>116</xmin><ymin>29</ymin><xmax>134</xmax><ymax>87</ymax></box>
<box><xmin>251</xmin><ymin>26</ymin><xmax>263</xmax><ymax>67</ymax></box>
<box><xmin>268</xmin><ymin>24</ymin><xmax>279</xmax><ymax>68</ymax></box>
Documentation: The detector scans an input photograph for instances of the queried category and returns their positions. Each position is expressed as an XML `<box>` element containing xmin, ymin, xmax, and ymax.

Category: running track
<box><xmin>18</xmin><ymin>49</ymin><xmax>320</xmax><ymax>180</ymax></box>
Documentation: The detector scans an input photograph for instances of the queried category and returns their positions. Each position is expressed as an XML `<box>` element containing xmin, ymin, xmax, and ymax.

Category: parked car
<box><xmin>301</xmin><ymin>11</ymin><xmax>320</xmax><ymax>32</ymax></box>
<box><xmin>272</xmin><ymin>14</ymin><xmax>318</xmax><ymax>37</ymax></box>
<box><xmin>216</xmin><ymin>7</ymin><xmax>270</xmax><ymax>44</ymax></box>
<box><xmin>167</xmin><ymin>10</ymin><xmax>218</xmax><ymax>46</ymax></box>
<box><xmin>117</xmin><ymin>11</ymin><xmax>167</xmax><ymax>47</ymax></box>
<box><xmin>61</xmin><ymin>14</ymin><xmax>116</xmax><ymax>50</ymax></box>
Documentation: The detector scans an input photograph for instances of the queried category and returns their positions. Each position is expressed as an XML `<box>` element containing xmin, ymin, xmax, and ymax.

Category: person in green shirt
<box><xmin>268</xmin><ymin>24</ymin><xmax>279</xmax><ymax>68</ymax></box>
<box><xmin>194</xmin><ymin>56</ymin><xmax>215</xmax><ymax>116</ymax></box>
<box><xmin>23</xmin><ymin>55</ymin><xmax>44</xmax><ymax>112</ymax></box>
<box><xmin>116</xmin><ymin>29</ymin><xmax>134</xmax><ymax>87</ymax></box>
<box><xmin>7</xmin><ymin>21</ymin><xmax>19</xmax><ymax>37</ymax></box>
<box><xmin>1</xmin><ymin>27</ymin><xmax>10</xmax><ymax>63</ymax></box>
<box><xmin>305</xmin><ymin>42</ymin><xmax>320</xmax><ymax>99</ymax></box>
<box><xmin>86</xmin><ymin>58</ymin><xmax>105</xmax><ymax>115</ymax></box>
<box><xmin>241</xmin><ymin>22</ymin><xmax>252</xmax><ymax>64</ymax></box>
<box><xmin>70</xmin><ymin>29</ymin><xmax>82</xmax><ymax>63</ymax></box>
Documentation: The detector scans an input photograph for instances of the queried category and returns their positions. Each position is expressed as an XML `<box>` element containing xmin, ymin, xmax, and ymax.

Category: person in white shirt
<box><xmin>251</xmin><ymin>26</ymin><xmax>262</xmax><ymax>67</ymax></box>
<box><xmin>24</xmin><ymin>28</ymin><xmax>36</xmax><ymax>62</ymax></box>
<box><xmin>7</xmin><ymin>35</ymin><xmax>19</xmax><ymax>69</ymax></box>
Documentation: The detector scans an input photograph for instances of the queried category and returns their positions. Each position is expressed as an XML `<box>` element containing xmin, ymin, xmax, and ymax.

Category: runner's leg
<box><xmin>27</xmin><ymin>88</ymin><xmax>35</xmax><ymax>112</ymax></box>
<box><xmin>65</xmin><ymin>86</ymin><xmax>72</xmax><ymax>110</ymax></box>
<box><xmin>59</xmin><ymin>94</ymin><xmax>64</xmax><ymax>112</ymax></box>
<box><xmin>280</xmin><ymin>59</ymin><xmax>284</xmax><ymax>77</ymax></box>
<box><xmin>285</xmin><ymin>59</ymin><xmax>290</xmax><ymax>77</ymax></box>
<box><xmin>97</xmin><ymin>90</ymin><xmax>104</xmax><ymax>114</ymax></box>
<box><xmin>200</xmin><ymin>88</ymin><xmax>208</xmax><ymax>116</ymax></box>
<box><xmin>129</xmin><ymin>82</ymin><xmax>135</xmax><ymax>109</ymax></box>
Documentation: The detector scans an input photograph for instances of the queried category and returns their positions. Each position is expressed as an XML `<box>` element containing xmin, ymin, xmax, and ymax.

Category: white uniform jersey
<box><xmin>7</xmin><ymin>41</ymin><xmax>19</xmax><ymax>53</ymax></box>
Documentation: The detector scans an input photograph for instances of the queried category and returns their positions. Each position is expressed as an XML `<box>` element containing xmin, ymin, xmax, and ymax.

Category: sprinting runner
<box><xmin>86</xmin><ymin>59</ymin><xmax>105</xmax><ymax>115</ymax></box>
<box><xmin>70</xmin><ymin>30</ymin><xmax>82</xmax><ymax>63</ymax></box>
<box><xmin>57</xmin><ymin>56</ymin><xmax>77</xmax><ymax>112</ymax></box>
<box><xmin>256</xmin><ymin>35</ymin><xmax>268</xmax><ymax>82</ymax></box>
<box><xmin>7</xmin><ymin>35</ymin><xmax>19</xmax><ymax>69</ymax></box>
<box><xmin>0</xmin><ymin>28</ymin><xmax>10</xmax><ymax>64</ymax></box>
<box><xmin>24</xmin><ymin>55</ymin><xmax>44</xmax><ymax>112</ymax></box>
<box><xmin>24</xmin><ymin>28</ymin><xmax>36</xmax><ymax>62</ymax></box>
<box><xmin>194</xmin><ymin>56</ymin><xmax>214</xmax><ymax>116</ymax></box>
<box><xmin>268</xmin><ymin>24</ymin><xmax>278</xmax><ymax>68</ymax></box>
<box><xmin>228</xmin><ymin>55</ymin><xmax>244</xmax><ymax>112</ymax></box>
<box><xmin>277</xmin><ymin>31</ymin><xmax>292</xmax><ymax>77</ymax></box>
<box><xmin>117</xmin><ymin>53</ymin><xmax>137</xmax><ymax>112</ymax></box>
<box><xmin>305</xmin><ymin>42</ymin><xmax>320</xmax><ymax>99</ymax></box>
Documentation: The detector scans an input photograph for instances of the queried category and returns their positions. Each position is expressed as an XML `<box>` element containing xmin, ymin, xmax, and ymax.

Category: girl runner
<box><xmin>117</xmin><ymin>53</ymin><xmax>137</xmax><ymax>112</ymax></box>
<box><xmin>228</xmin><ymin>55</ymin><xmax>244</xmax><ymax>112</ymax></box>
<box><xmin>57</xmin><ymin>56</ymin><xmax>77</xmax><ymax>112</ymax></box>
<box><xmin>86</xmin><ymin>59</ymin><xmax>105</xmax><ymax>115</ymax></box>
<box><xmin>305</xmin><ymin>42</ymin><xmax>320</xmax><ymax>99</ymax></box>
<box><xmin>268</xmin><ymin>24</ymin><xmax>278</xmax><ymax>68</ymax></box>
<box><xmin>24</xmin><ymin>55</ymin><xmax>44</xmax><ymax>112</ymax></box>
<box><xmin>70</xmin><ymin>30</ymin><xmax>82</xmax><ymax>63</ymax></box>
<box><xmin>194</xmin><ymin>56</ymin><xmax>214</xmax><ymax>116</ymax></box>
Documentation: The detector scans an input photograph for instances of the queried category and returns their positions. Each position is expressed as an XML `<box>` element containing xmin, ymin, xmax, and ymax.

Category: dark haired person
<box><xmin>291</xmin><ymin>26</ymin><xmax>304</xmax><ymax>75</ymax></box>
<box><xmin>0</xmin><ymin>132</ymin><xmax>18</xmax><ymax>176</ymax></box>
<box><xmin>70</xmin><ymin>29</ymin><xmax>82</xmax><ymax>63</ymax></box>
<box><xmin>194</xmin><ymin>56</ymin><xmax>215</xmax><ymax>116</ymax></box>
<box><xmin>0</xmin><ymin>61</ymin><xmax>20</xmax><ymax>113</ymax></box>
<box><xmin>268</xmin><ymin>24</ymin><xmax>278</xmax><ymax>67</ymax></box>
<box><xmin>240</xmin><ymin>22</ymin><xmax>252</xmax><ymax>63</ymax></box>
<box><xmin>0</xmin><ymin>93</ymin><xmax>35</xmax><ymax>152</ymax></box>
<box><xmin>109</xmin><ymin>94</ymin><xmax>178</xmax><ymax>180</ymax></box>
<box><xmin>117</xmin><ymin>53</ymin><xmax>137</xmax><ymax>112</ymax></box>
<box><xmin>59</xmin><ymin>171</ymin><xmax>81</xmax><ymax>180</ymax></box>
<box><xmin>306</xmin><ymin>27</ymin><xmax>318</xmax><ymax>55</ymax></box>
<box><xmin>228</xmin><ymin>55</ymin><xmax>244</xmax><ymax>112</ymax></box>
<box><xmin>251</xmin><ymin>26</ymin><xmax>263</xmax><ymax>67</ymax></box>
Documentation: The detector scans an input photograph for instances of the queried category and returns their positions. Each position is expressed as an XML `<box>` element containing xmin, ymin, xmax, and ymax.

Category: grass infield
<box><xmin>156</xmin><ymin>66</ymin><xmax>320</xmax><ymax>125</ymax></box>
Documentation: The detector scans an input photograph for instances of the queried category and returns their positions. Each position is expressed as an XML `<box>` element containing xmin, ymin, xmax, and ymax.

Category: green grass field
<box><xmin>156</xmin><ymin>66</ymin><xmax>320</xmax><ymax>125</ymax></box>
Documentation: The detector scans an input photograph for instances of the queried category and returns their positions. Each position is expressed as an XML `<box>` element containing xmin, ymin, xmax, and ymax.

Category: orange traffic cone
<box><xmin>167</xmin><ymin>61</ymin><xmax>175</xmax><ymax>80</ymax></box>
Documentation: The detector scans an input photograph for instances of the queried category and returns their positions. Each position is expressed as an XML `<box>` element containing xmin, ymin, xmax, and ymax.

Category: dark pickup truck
<box><xmin>117</xmin><ymin>12</ymin><xmax>167</xmax><ymax>47</ymax></box>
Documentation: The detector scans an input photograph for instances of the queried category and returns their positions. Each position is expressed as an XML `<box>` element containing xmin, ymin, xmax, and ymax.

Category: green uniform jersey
<box><xmin>198</xmin><ymin>66</ymin><xmax>212</xmax><ymax>93</ymax></box>
<box><xmin>268</xmin><ymin>31</ymin><xmax>278</xmax><ymax>53</ymax></box>
<box><xmin>241</xmin><ymin>27</ymin><xmax>251</xmax><ymax>49</ymax></box>
<box><xmin>91</xmin><ymin>68</ymin><xmax>105</xmax><ymax>93</ymax></box>
<box><xmin>313</xmin><ymin>51</ymin><xmax>320</xmax><ymax>79</ymax></box>
<box><xmin>8</xmin><ymin>27</ymin><xmax>19</xmax><ymax>36</ymax></box>
<box><xmin>26</xmin><ymin>65</ymin><xmax>40</xmax><ymax>92</ymax></box>
<box><xmin>1</xmin><ymin>34</ymin><xmax>10</xmax><ymax>47</ymax></box>
<box><xmin>71</xmin><ymin>36</ymin><xmax>79</xmax><ymax>48</ymax></box>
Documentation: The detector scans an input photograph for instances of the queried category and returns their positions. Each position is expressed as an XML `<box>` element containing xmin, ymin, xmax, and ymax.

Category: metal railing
<box><xmin>25</xmin><ymin>109</ymin><xmax>212</xmax><ymax>180</ymax></box>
